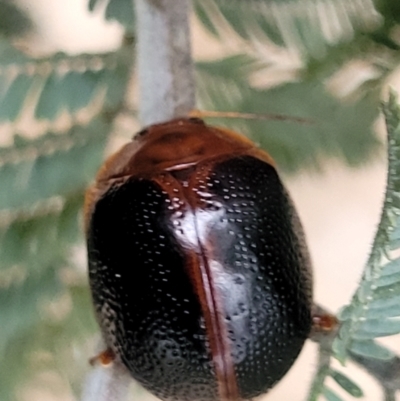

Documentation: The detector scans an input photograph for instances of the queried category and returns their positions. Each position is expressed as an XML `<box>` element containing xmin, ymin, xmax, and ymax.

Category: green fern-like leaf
<box><xmin>0</xmin><ymin>120</ymin><xmax>108</xmax><ymax>212</ymax></box>
<box><xmin>332</xmin><ymin>93</ymin><xmax>400</xmax><ymax>363</ymax></box>
<box><xmin>35</xmin><ymin>69</ymin><xmax>105</xmax><ymax>119</ymax></box>
<box><xmin>0</xmin><ymin>30</ymin><xmax>134</xmax><ymax>400</ymax></box>
<box><xmin>0</xmin><ymin>269</ymin><xmax>98</xmax><ymax>401</ymax></box>
<box><xmin>329</xmin><ymin>369</ymin><xmax>363</xmax><ymax>398</ymax></box>
<box><xmin>0</xmin><ymin>114</ymin><xmax>110</xmax><ymax>399</ymax></box>
<box><xmin>0</xmin><ymin>196</ymin><xmax>98</xmax><ymax>401</ymax></box>
<box><xmin>194</xmin><ymin>0</ymin><xmax>400</xmax><ymax>101</ymax></box>
<box><xmin>0</xmin><ymin>267</ymin><xmax>61</xmax><ymax>401</ymax></box>
<box><xmin>0</xmin><ymin>198</ymin><xmax>84</xmax><ymax>399</ymax></box>
<box><xmin>0</xmin><ymin>73</ymin><xmax>33</xmax><ymax>121</ymax></box>
<box><xmin>0</xmin><ymin>45</ymin><xmax>125</xmax><ymax>122</ymax></box>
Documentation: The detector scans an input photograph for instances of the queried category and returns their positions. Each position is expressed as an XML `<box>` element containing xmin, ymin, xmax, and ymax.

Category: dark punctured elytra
<box><xmin>85</xmin><ymin>117</ymin><xmax>313</xmax><ymax>401</ymax></box>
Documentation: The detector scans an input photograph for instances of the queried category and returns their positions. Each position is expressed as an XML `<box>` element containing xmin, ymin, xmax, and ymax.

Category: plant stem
<box><xmin>136</xmin><ymin>0</ymin><xmax>195</xmax><ymax>126</ymax></box>
<box><xmin>81</xmin><ymin>362</ymin><xmax>132</xmax><ymax>401</ymax></box>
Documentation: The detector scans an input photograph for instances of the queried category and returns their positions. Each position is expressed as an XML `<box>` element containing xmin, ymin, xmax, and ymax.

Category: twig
<box><xmin>136</xmin><ymin>0</ymin><xmax>195</xmax><ymax>125</ymax></box>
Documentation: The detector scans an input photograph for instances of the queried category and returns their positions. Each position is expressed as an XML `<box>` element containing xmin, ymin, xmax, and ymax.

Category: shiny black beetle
<box><xmin>85</xmin><ymin>117</ymin><xmax>313</xmax><ymax>401</ymax></box>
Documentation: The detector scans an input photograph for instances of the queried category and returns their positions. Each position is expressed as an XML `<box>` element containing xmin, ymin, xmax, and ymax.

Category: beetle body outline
<box><xmin>86</xmin><ymin>118</ymin><xmax>313</xmax><ymax>401</ymax></box>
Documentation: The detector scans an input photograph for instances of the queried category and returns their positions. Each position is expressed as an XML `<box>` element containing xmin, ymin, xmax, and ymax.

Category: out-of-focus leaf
<box><xmin>366</xmin><ymin>302</ymin><xmax>400</xmax><ymax>319</ymax></box>
<box><xmin>376</xmin><ymin>270</ymin><xmax>400</xmax><ymax>287</ymax></box>
<box><xmin>194</xmin><ymin>0</ymin><xmax>400</xmax><ymax>102</ymax></box>
<box><xmin>193</xmin><ymin>1</ymin><xmax>219</xmax><ymax>37</ymax></box>
<box><xmin>28</xmin><ymin>284</ymin><xmax>98</xmax><ymax>396</ymax></box>
<box><xmin>196</xmin><ymin>55</ymin><xmax>380</xmax><ymax>172</ymax></box>
<box><xmin>371</xmin><ymin>0</ymin><xmax>400</xmax><ymax>48</ymax></box>
<box><xmin>0</xmin><ymin>278</ymin><xmax>98</xmax><ymax>401</ymax></box>
<box><xmin>106</xmin><ymin>0</ymin><xmax>134</xmax><ymax>30</ymax></box>
<box><xmin>0</xmin><ymin>1</ymin><xmax>33</xmax><ymax>38</ymax></box>
<box><xmin>0</xmin><ymin>263</ymin><xmax>64</xmax><ymax>401</ymax></box>
<box><xmin>0</xmin><ymin>266</ymin><xmax>61</xmax><ymax>355</ymax></box>
<box><xmin>0</xmin><ymin>48</ymin><xmax>129</xmax><ymax>122</ymax></box>
<box><xmin>380</xmin><ymin>257</ymin><xmax>400</xmax><ymax>276</ymax></box>
<box><xmin>0</xmin><ymin>119</ymin><xmax>108</xmax><ymax>211</ymax></box>
<box><xmin>194</xmin><ymin>0</ymin><xmax>381</xmax><ymax>56</ymax></box>
<box><xmin>349</xmin><ymin>340</ymin><xmax>395</xmax><ymax>360</ymax></box>
<box><xmin>0</xmin><ymin>215</ymin><xmax>98</xmax><ymax>399</ymax></box>
<box><xmin>88</xmin><ymin>0</ymin><xmax>102</xmax><ymax>11</ymax></box>
<box><xmin>323</xmin><ymin>387</ymin><xmax>345</xmax><ymax>401</ymax></box>
<box><xmin>0</xmin><ymin>28</ymin><xmax>133</xmax><ymax>400</ymax></box>
<box><xmin>35</xmin><ymin>73</ymin><xmax>64</xmax><ymax>120</ymax></box>
<box><xmin>87</xmin><ymin>0</ymin><xmax>134</xmax><ymax>31</ymax></box>
<box><xmin>1</xmin><ymin>324</ymin><xmax>47</xmax><ymax>401</ymax></box>
<box><xmin>354</xmin><ymin>319</ymin><xmax>400</xmax><ymax>340</ymax></box>
<box><xmin>0</xmin><ymin>74</ymin><xmax>33</xmax><ymax>121</ymax></box>
<box><xmin>0</xmin><ymin>38</ymin><xmax>29</xmax><ymax>64</ymax></box>
<box><xmin>329</xmin><ymin>369</ymin><xmax>363</xmax><ymax>397</ymax></box>
<box><xmin>62</xmin><ymin>70</ymin><xmax>105</xmax><ymax>113</ymax></box>
<box><xmin>0</xmin><ymin>194</ymin><xmax>83</xmax><ymax>270</ymax></box>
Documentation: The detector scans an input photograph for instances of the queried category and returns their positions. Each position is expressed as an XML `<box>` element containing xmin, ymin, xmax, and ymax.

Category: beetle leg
<box><xmin>89</xmin><ymin>348</ymin><xmax>115</xmax><ymax>367</ymax></box>
<box><xmin>312</xmin><ymin>313</ymin><xmax>338</xmax><ymax>333</ymax></box>
<box><xmin>310</xmin><ymin>305</ymin><xmax>339</xmax><ymax>340</ymax></box>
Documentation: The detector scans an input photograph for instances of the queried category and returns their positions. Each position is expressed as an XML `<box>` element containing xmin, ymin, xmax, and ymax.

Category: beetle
<box><xmin>85</xmin><ymin>117</ymin><xmax>313</xmax><ymax>401</ymax></box>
